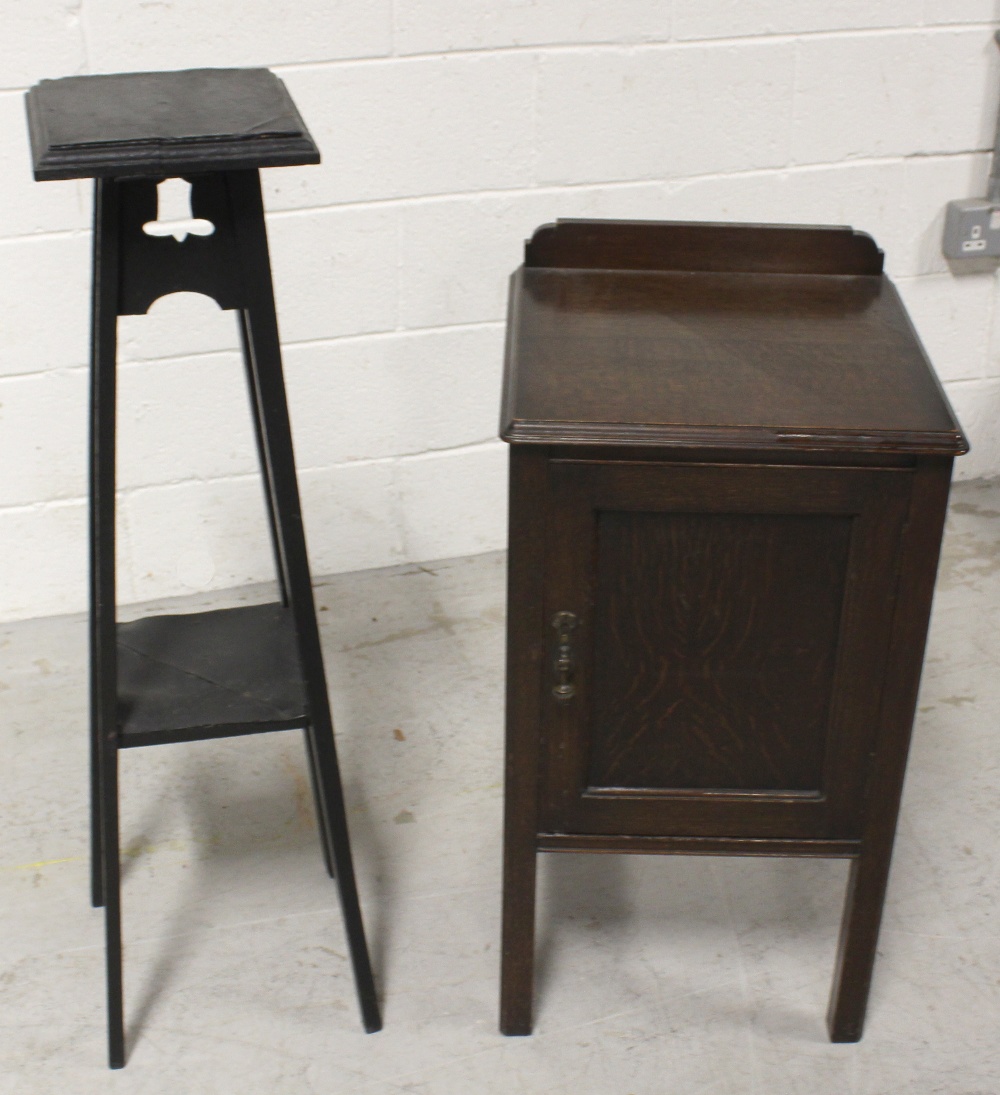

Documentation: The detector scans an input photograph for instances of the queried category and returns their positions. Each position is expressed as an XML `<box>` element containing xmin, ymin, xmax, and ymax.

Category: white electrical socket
<box><xmin>943</xmin><ymin>198</ymin><xmax>1000</xmax><ymax>259</ymax></box>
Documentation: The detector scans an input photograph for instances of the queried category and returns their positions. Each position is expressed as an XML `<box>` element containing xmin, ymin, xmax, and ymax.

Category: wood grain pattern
<box><xmin>588</xmin><ymin>510</ymin><xmax>850</xmax><ymax>792</ymax></box>
<box><xmin>537</xmin><ymin>460</ymin><xmax>911</xmax><ymax>842</ymax></box>
<box><xmin>502</xmin><ymin>267</ymin><xmax>966</xmax><ymax>454</ymax></box>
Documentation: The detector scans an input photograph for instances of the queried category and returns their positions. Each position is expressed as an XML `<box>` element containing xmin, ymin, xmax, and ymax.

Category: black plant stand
<box><xmin>26</xmin><ymin>68</ymin><xmax>382</xmax><ymax>1068</ymax></box>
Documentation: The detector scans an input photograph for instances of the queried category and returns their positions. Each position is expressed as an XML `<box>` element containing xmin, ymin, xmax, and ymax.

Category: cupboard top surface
<box><xmin>501</xmin><ymin>237</ymin><xmax>967</xmax><ymax>456</ymax></box>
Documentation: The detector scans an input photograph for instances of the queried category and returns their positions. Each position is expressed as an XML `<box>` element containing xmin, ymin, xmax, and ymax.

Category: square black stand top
<box><xmin>26</xmin><ymin>67</ymin><xmax>319</xmax><ymax>180</ymax></box>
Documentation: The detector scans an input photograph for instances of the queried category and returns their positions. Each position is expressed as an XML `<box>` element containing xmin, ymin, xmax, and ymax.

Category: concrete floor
<box><xmin>1</xmin><ymin>479</ymin><xmax>998</xmax><ymax>1094</ymax></box>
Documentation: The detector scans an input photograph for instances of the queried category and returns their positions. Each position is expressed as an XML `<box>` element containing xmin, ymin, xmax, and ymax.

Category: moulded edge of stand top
<box><xmin>25</xmin><ymin>67</ymin><xmax>320</xmax><ymax>180</ymax></box>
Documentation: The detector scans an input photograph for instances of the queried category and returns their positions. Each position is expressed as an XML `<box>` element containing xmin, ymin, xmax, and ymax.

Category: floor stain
<box><xmin>951</xmin><ymin>502</ymin><xmax>1000</xmax><ymax>518</ymax></box>
<box><xmin>430</xmin><ymin>604</ymin><xmax>458</xmax><ymax>637</ymax></box>
<box><xmin>115</xmin><ymin>838</ymin><xmax>196</xmax><ymax>861</ymax></box>
<box><xmin>393</xmin><ymin>728</ymin><xmax>406</xmax><ymax>742</ymax></box>
<box><xmin>393</xmin><ymin>809</ymin><xmax>416</xmax><ymax>824</ymax></box>
<box><xmin>480</xmin><ymin>604</ymin><xmax>506</xmax><ymax>626</ymax></box>
<box><xmin>344</xmin><ymin>623</ymin><xmax>441</xmax><ymax>652</ymax></box>
<box><xmin>937</xmin><ymin>531</ymin><xmax>1000</xmax><ymax>589</ymax></box>
<box><xmin>280</xmin><ymin>750</ymin><xmax>315</xmax><ymax>832</ymax></box>
<box><xmin>938</xmin><ymin>694</ymin><xmax>977</xmax><ymax>707</ymax></box>
<box><xmin>388</xmin><ymin>564</ymin><xmax>438</xmax><ymax>579</ymax></box>
<box><xmin>3</xmin><ymin>855</ymin><xmax>83</xmax><ymax>872</ymax></box>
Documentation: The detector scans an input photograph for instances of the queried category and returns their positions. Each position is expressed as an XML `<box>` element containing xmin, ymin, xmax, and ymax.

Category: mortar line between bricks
<box><xmin>0</xmin><ymin>441</ymin><xmax>506</xmax><ymax>514</ymax></box>
<box><xmin>108</xmin><ymin>439</ymin><xmax>501</xmax><ymax>489</ymax></box>
<box><xmin>162</xmin><ymin>439</ymin><xmax>499</xmax><ymax>484</ymax></box>
<box><xmin>266</xmin><ymin>22</ymin><xmax>1000</xmax><ymax>73</ymax></box>
<box><xmin>0</xmin><ymin>149</ymin><xmax>990</xmax><ymax>248</ymax></box>
<box><xmin>0</xmin><ymin>497</ymin><xmax>86</xmax><ymax>517</ymax></box>
<box><xmin>979</xmin><ymin>242</ymin><xmax>1000</xmax><ymax>383</ymax></box>
<box><xmin>260</xmin><ymin>150</ymin><xmax>995</xmax><ymax>222</ymax></box>
<box><xmin>0</xmin><ymin>229</ymin><xmax>90</xmax><ymax>246</ymax></box>
<box><xmin>0</xmin><ymin>20</ymin><xmax>994</xmax><ymax>97</ymax></box>
<box><xmin>529</xmin><ymin>49</ymin><xmax>541</xmax><ymax>186</ymax></box>
<box><xmin>0</xmin><ymin>261</ymin><xmax>986</xmax><ymax>378</ymax></box>
<box><xmin>77</xmin><ymin>0</ymin><xmax>95</xmax><ymax>76</ymax></box>
<box><xmin>0</xmin><ymin>321</ymin><xmax>506</xmax><ymax>380</ymax></box>
<box><xmin>790</xmin><ymin>34</ymin><xmax>802</xmax><ymax>156</ymax></box>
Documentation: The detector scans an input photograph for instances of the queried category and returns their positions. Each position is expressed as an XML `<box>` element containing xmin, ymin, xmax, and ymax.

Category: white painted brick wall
<box><xmin>2</xmin><ymin>2</ymin><xmax>1000</xmax><ymax>620</ymax></box>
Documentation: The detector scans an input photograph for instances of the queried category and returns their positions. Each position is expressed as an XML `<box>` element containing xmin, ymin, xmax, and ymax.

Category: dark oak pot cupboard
<box><xmin>498</xmin><ymin>219</ymin><xmax>967</xmax><ymax>1042</ymax></box>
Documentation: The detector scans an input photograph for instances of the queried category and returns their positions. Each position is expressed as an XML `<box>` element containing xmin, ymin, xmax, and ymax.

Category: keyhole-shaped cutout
<box><xmin>142</xmin><ymin>177</ymin><xmax>215</xmax><ymax>242</ymax></box>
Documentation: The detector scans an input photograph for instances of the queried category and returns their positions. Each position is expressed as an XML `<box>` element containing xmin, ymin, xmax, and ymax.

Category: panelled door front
<box><xmin>538</xmin><ymin>459</ymin><xmax>912</xmax><ymax>842</ymax></box>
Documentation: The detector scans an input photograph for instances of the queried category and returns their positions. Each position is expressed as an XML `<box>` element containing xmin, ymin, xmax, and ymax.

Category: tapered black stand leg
<box><xmin>89</xmin><ymin>551</ymin><xmax>104</xmax><ymax>912</ymax></box>
<box><xmin>304</xmin><ymin>725</ymin><xmax>337</xmax><ymax>879</ymax></box>
<box><xmin>238</xmin><ymin>306</ymin><xmax>334</xmax><ymax>878</ymax></box>
<box><xmin>89</xmin><ymin>702</ymin><xmax>105</xmax><ymax>907</ymax></box>
<box><xmin>243</xmin><ymin>301</ymin><xmax>381</xmax><ymax>1029</ymax></box>
<box><xmin>238</xmin><ymin>308</ymin><xmax>289</xmax><ymax>608</ymax></box>
<box><xmin>90</xmin><ymin>178</ymin><xmax>126</xmax><ymax>1067</ymax></box>
<box><xmin>89</xmin><ymin>571</ymin><xmax>105</xmax><ymax>913</ymax></box>
<box><xmin>231</xmin><ymin>169</ymin><xmax>381</xmax><ymax>1031</ymax></box>
<box><xmin>307</xmin><ymin>707</ymin><xmax>382</xmax><ymax>1031</ymax></box>
<box><xmin>246</xmin><ymin>309</ymin><xmax>381</xmax><ymax>1028</ymax></box>
<box><xmin>89</xmin><ymin>187</ymin><xmax>110</xmax><ymax>912</ymax></box>
<box><xmin>238</xmin><ymin>305</ymin><xmax>335</xmax><ymax>879</ymax></box>
<box><xmin>101</xmin><ymin>741</ymin><xmax>126</xmax><ymax>1068</ymax></box>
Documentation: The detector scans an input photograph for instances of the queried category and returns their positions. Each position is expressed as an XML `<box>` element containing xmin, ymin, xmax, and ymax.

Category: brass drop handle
<box><xmin>551</xmin><ymin>611</ymin><xmax>578</xmax><ymax>701</ymax></box>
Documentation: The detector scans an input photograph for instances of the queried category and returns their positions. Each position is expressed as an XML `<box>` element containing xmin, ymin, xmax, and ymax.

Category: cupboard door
<box><xmin>539</xmin><ymin>460</ymin><xmax>911</xmax><ymax>841</ymax></box>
